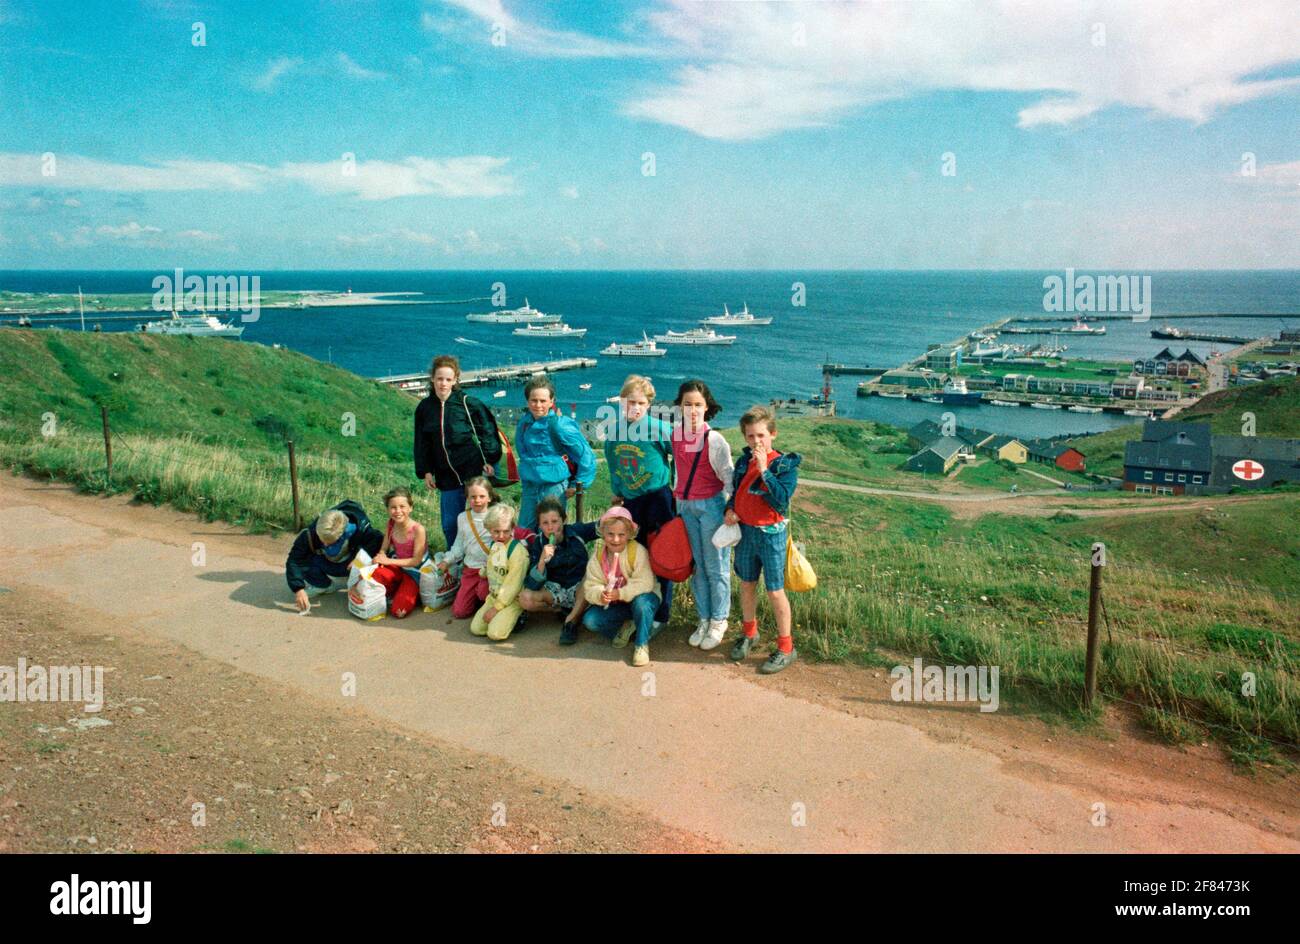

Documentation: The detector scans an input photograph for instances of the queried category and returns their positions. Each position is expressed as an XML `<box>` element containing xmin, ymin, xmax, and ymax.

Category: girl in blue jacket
<box><xmin>514</xmin><ymin>375</ymin><xmax>597</xmax><ymax>530</ymax></box>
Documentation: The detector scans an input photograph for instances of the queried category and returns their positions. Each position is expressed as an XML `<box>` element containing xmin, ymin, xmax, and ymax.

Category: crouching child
<box><xmin>581</xmin><ymin>506</ymin><xmax>661</xmax><ymax>666</ymax></box>
<box><xmin>286</xmin><ymin>500</ymin><xmax>385</xmax><ymax>612</ymax></box>
<box><xmin>518</xmin><ymin>497</ymin><xmax>599</xmax><ymax>646</ymax></box>
<box><xmin>470</xmin><ymin>503</ymin><xmax>530</xmax><ymax>641</ymax></box>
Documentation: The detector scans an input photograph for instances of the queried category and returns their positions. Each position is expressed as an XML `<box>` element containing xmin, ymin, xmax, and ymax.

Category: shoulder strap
<box><xmin>466</xmin><ymin>512</ymin><xmax>491</xmax><ymax>554</ymax></box>
<box><xmin>547</xmin><ymin>415</ymin><xmax>567</xmax><ymax>455</ymax></box>
<box><xmin>627</xmin><ymin>542</ymin><xmax>636</xmax><ymax>570</ymax></box>
<box><xmin>462</xmin><ymin>395</ymin><xmax>489</xmax><ymax>466</ymax></box>
<box><xmin>507</xmin><ymin>538</ymin><xmax>522</xmax><ymax>559</ymax></box>
<box><xmin>682</xmin><ymin>434</ymin><xmax>706</xmax><ymax>497</ymax></box>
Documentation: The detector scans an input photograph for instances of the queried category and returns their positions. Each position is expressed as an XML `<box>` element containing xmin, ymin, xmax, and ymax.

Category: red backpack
<box><xmin>648</xmin><ymin>438</ymin><xmax>707</xmax><ymax>582</ymax></box>
<box><xmin>649</xmin><ymin>517</ymin><xmax>693</xmax><ymax>581</ymax></box>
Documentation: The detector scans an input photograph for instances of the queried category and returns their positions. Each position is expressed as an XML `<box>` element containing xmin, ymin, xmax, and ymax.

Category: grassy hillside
<box><xmin>1</xmin><ymin>331</ymin><xmax>1295</xmax><ymax>763</ymax></box>
<box><xmin>1067</xmin><ymin>375</ymin><xmax>1300</xmax><ymax>477</ymax></box>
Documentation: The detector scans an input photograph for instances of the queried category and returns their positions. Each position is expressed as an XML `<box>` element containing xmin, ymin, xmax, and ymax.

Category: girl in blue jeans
<box><xmin>672</xmin><ymin>380</ymin><xmax>735</xmax><ymax>651</ymax></box>
<box><xmin>581</xmin><ymin>507</ymin><xmax>662</xmax><ymax>667</ymax></box>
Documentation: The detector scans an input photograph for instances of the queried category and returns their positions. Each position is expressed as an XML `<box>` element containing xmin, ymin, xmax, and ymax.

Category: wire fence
<box><xmin>3</xmin><ymin>413</ymin><xmax>1295</xmax><ymax>749</ymax></box>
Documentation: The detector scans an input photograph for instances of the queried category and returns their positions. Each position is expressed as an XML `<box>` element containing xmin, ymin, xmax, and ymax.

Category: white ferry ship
<box><xmin>140</xmin><ymin>311</ymin><xmax>244</xmax><ymax>338</ymax></box>
<box><xmin>699</xmin><ymin>303</ymin><xmax>772</xmax><ymax>327</ymax></box>
<box><xmin>466</xmin><ymin>298</ymin><xmax>561</xmax><ymax>324</ymax></box>
<box><xmin>601</xmin><ymin>333</ymin><xmax>666</xmax><ymax>357</ymax></box>
<box><xmin>512</xmin><ymin>322</ymin><xmax>587</xmax><ymax>339</ymax></box>
<box><xmin>652</xmin><ymin>327</ymin><xmax>736</xmax><ymax>345</ymax></box>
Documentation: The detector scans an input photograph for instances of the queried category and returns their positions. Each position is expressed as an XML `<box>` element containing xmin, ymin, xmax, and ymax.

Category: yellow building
<box><xmin>985</xmin><ymin>435</ymin><xmax>1028</xmax><ymax>464</ymax></box>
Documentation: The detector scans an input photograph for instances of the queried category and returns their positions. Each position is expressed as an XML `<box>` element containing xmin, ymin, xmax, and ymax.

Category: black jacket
<box><xmin>284</xmin><ymin>499</ymin><xmax>385</xmax><ymax>591</ymax></box>
<box><xmin>413</xmin><ymin>391</ymin><xmax>504</xmax><ymax>492</ymax></box>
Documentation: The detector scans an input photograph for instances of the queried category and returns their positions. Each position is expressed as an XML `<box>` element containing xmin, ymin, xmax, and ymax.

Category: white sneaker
<box><xmin>688</xmin><ymin>619</ymin><xmax>709</xmax><ymax>647</ymax></box>
<box><xmin>699</xmin><ymin>619</ymin><xmax>728</xmax><ymax>651</ymax></box>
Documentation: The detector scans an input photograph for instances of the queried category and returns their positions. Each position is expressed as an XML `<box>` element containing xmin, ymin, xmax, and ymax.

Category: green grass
<box><xmin>1</xmin><ymin>330</ymin><xmax>1295</xmax><ymax>764</ymax></box>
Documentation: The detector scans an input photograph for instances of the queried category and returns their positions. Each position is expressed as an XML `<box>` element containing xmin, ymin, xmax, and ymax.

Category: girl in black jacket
<box><xmin>413</xmin><ymin>354</ymin><xmax>503</xmax><ymax>550</ymax></box>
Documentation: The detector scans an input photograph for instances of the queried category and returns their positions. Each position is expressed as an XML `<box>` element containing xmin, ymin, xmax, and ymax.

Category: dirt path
<box><xmin>801</xmin><ymin>475</ymin><xmax>1273</xmax><ymax>519</ymax></box>
<box><xmin>0</xmin><ymin>473</ymin><xmax>1295</xmax><ymax>852</ymax></box>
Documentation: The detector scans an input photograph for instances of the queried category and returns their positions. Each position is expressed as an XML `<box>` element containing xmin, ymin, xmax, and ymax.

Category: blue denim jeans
<box><xmin>678</xmin><ymin>493</ymin><xmax>731</xmax><ymax>621</ymax></box>
<box><xmin>519</xmin><ymin>480</ymin><xmax>567</xmax><ymax>531</ymax></box>
<box><xmin>439</xmin><ymin>486</ymin><xmax>467</xmax><ymax>552</ymax></box>
<box><xmin>583</xmin><ymin>592</ymin><xmax>662</xmax><ymax>647</ymax></box>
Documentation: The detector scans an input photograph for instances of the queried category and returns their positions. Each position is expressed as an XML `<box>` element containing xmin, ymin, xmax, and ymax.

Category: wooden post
<box><xmin>100</xmin><ymin>405</ymin><xmax>112</xmax><ymax>479</ymax></box>
<box><xmin>1084</xmin><ymin>541</ymin><xmax>1105</xmax><ymax>710</ymax></box>
<box><xmin>287</xmin><ymin>440</ymin><xmax>302</xmax><ymax>531</ymax></box>
<box><xmin>574</xmin><ymin>481</ymin><xmax>585</xmax><ymax>524</ymax></box>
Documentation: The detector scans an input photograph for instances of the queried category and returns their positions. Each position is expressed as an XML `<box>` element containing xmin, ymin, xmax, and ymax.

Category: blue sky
<box><xmin>1</xmin><ymin>0</ymin><xmax>1298</xmax><ymax>269</ymax></box>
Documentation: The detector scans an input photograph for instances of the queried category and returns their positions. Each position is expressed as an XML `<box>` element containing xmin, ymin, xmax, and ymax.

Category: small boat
<box><xmin>940</xmin><ymin>377</ymin><xmax>983</xmax><ymax>406</ymax></box>
<box><xmin>875</xmin><ymin>390</ymin><xmax>908</xmax><ymax>398</ymax></box>
<box><xmin>601</xmin><ymin>333</ymin><xmax>666</xmax><ymax>357</ymax></box>
<box><xmin>1068</xmin><ymin>405</ymin><xmax>1103</xmax><ymax>413</ymax></box>
<box><xmin>1125</xmin><ymin>408</ymin><xmax>1155</xmax><ymax>417</ymax></box>
<box><xmin>989</xmin><ymin>399</ymin><xmax>1020</xmax><ymax>407</ymax></box>
<box><xmin>1151</xmin><ymin>324</ymin><xmax>1187</xmax><ymax>340</ymax></box>
<box><xmin>699</xmin><ymin>303</ymin><xmax>773</xmax><ymax>327</ymax></box>
<box><xmin>653</xmin><ymin>327</ymin><xmax>737</xmax><ymax>345</ymax></box>
<box><xmin>493</xmin><ymin>390</ymin><xmax>507</xmax><ymax>399</ymax></box>
<box><xmin>1030</xmin><ymin>402</ymin><xmax>1062</xmax><ymax>410</ymax></box>
<box><xmin>466</xmin><ymin>298</ymin><xmax>561</xmax><ymax>324</ymax></box>
<box><xmin>579</xmin><ymin>383</ymin><xmax>592</xmax><ymax>391</ymax></box>
<box><xmin>512</xmin><ymin>321</ymin><xmax>587</xmax><ymax>338</ymax></box>
<box><xmin>921</xmin><ymin>395</ymin><xmax>944</xmax><ymax>404</ymax></box>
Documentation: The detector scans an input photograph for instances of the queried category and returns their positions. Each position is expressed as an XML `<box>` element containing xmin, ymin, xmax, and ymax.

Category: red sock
<box><xmin>777</xmin><ymin>634</ymin><xmax>794</xmax><ymax>654</ymax></box>
<box><xmin>743</xmin><ymin>619</ymin><xmax>758</xmax><ymax>638</ymax></box>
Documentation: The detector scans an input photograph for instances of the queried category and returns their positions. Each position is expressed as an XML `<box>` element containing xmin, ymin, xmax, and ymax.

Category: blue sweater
<box><xmin>515</xmin><ymin>412</ymin><xmax>598</xmax><ymax>488</ymax></box>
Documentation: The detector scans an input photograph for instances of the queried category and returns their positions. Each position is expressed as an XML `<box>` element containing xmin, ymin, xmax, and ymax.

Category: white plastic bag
<box><xmin>347</xmin><ymin>549</ymin><xmax>388</xmax><ymax>621</ymax></box>
<box><xmin>420</xmin><ymin>552</ymin><xmax>462</xmax><ymax>612</ymax></box>
<box><xmin>711</xmin><ymin>522</ymin><xmax>741</xmax><ymax>549</ymax></box>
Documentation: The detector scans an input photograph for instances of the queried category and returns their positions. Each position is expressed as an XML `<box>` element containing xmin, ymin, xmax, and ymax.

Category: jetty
<box><xmin>377</xmin><ymin>356</ymin><xmax>598</xmax><ymax>396</ymax></box>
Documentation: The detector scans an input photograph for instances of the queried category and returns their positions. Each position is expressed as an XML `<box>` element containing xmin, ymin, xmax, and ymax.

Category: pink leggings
<box><xmin>451</xmin><ymin>566</ymin><xmax>490</xmax><ymax>619</ymax></box>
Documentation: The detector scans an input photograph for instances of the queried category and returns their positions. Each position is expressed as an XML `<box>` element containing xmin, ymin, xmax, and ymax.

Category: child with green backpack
<box><xmin>469</xmin><ymin>503</ymin><xmax>531</xmax><ymax>641</ymax></box>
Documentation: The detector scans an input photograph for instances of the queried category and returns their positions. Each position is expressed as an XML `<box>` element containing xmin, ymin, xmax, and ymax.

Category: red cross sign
<box><xmin>1232</xmin><ymin>459</ymin><xmax>1265</xmax><ymax>481</ymax></box>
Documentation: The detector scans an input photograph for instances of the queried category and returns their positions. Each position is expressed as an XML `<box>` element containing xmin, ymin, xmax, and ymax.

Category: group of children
<box><xmin>297</xmin><ymin>372</ymin><xmax>804</xmax><ymax>674</ymax></box>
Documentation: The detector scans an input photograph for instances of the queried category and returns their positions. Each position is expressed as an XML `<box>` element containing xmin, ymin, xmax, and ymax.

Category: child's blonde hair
<box><xmin>620</xmin><ymin>374</ymin><xmax>655</xmax><ymax>402</ymax></box>
<box><xmin>463</xmin><ymin>476</ymin><xmax>499</xmax><ymax>503</ymax></box>
<box><xmin>739</xmin><ymin>404</ymin><xmax>777</xmax><ymax>435</ymax></box>
<box><xmin>483</xmin><ymin>503</ymin><xmax>516</xmax><ymax>532</ymax></box>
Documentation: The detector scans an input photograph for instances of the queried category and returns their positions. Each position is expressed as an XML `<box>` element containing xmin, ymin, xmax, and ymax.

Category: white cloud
<box><xmin>0</xmin><ymin>153</ymin><xmax>516</xmax><ymax>200</ymax></box>
<box><xmin>337</xmin><ymin>52</ymin><xmax>387</xmax><ymax>81</ymax></box>
<box><xmin>425</xmin><ymin>0</ymin><xmax>660</xmax><ymax>58</ymax></box>
<box><xmin>622</xmin><ymin>0</ymin><xmax>1300</xmax><ymax>140</ymax></box>
<box><xmin>278</xmin><ymin>156</ymin><xmax>516</xmax><ymax>199</ymax></box>
<box><xmin>96</xmin><ymin>221</ymin><xmax>162</xmax><ymax>239</ymax></box>
<box><xmin>335</xmin><ymin>227</ymin><xmax>501</xmax><ymax>254</ymax></box>
<box><xmin>252</xmin><ymin>56</ymin><xmax>301</xmax><ymax>91</ymax></box>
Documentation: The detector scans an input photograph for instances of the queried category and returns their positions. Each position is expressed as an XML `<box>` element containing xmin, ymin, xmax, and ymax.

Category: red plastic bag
<box><xmin>648</xmin><ymin>516</ymin><xmax>693</xmax><ymax>582</ymax></box>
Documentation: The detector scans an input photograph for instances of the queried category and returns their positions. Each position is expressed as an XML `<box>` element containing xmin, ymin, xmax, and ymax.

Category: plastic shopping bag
<box><xmin>420</xmin><ymin>552</ymin><xmax>462</xmax><ymax>612</ymax></box>
<box><xmin>347</xmin><ymin>549</ymin><xmax>388</xmax><ymax>621</ymax></box>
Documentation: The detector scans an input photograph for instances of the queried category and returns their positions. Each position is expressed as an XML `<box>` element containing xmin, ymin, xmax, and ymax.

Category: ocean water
<box><xmin>4</xmin><ymin>269</ymin><xmax>1298</xmax><ymax>438</ymax></box>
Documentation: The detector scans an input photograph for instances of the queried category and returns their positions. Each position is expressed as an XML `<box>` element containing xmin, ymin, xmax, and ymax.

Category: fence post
<box><xmin>100</xmin><ymin>404</ymin><xmax>112</xmax><ymax>479</ymax></box>
<box><xmin>574</xmin><ymin>481</ymin><xmax>585</xmax><ymax>524</ymax></box>
<box><xmin>1084</xmin><ymin>541</ymin><xmax>1105</xmax><ymax>710</ymax></box>
<box><xmin>287</xmin><ymin>440</ymin><xmax>302</xmax><ymax>530</ymax></box>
